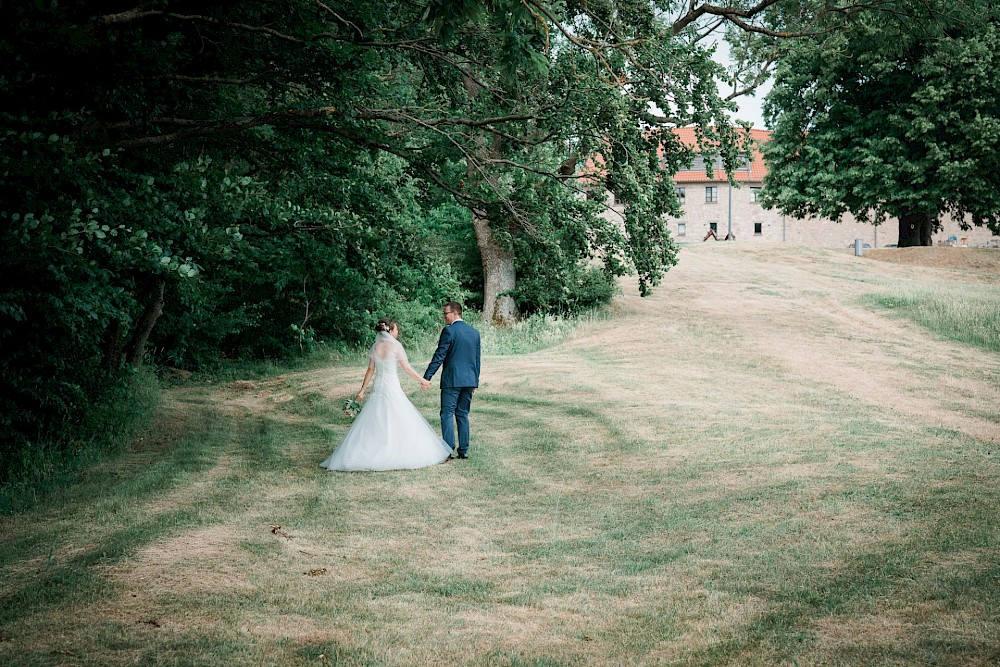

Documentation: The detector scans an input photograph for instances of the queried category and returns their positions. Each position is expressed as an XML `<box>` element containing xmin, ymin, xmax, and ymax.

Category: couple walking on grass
<box><xmin>320</xmin><ymin>301</ymin><xmax>481</xmax><ymax>472</ymax></box>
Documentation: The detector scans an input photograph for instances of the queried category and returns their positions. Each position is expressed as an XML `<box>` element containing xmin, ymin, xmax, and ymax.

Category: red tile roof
<box><xmin>581</xmin><ymin>126</ymin><xmax>772</xmax><ymax>185</ymax></box>
<box><xmin>671</xmin><ymin>126</ymin><xmax>770</xmax><ymax>183</ymax></box>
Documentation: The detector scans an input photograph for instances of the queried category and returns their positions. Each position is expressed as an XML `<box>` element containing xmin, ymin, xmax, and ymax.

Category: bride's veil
<box><xmin>370</xmin><ymin>330</ymin><xmax>401</xmax><ymax>362</ymax></box>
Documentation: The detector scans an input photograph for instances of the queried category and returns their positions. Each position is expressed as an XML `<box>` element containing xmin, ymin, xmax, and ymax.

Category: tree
<box><xmin>0</xmin><ymin>0</ymin><xmax>467</xmax><ymax>469</ymax></box>
<box><xmin>760</xmin><ymin>1</ymin><xmax>1000</xmax><ymax>246</ymax></box>
<box><xmin>335</xmin><ymin>0</ymin><xmax>748</xmax><ymax>322</ymax></box>
<box><xmin>0</xmin><ymin>0</ymin><xmax>843</xmax><ymax>473</ymax></box>
<box><xmin>50</xmin><ymin>1</ymin><xmax>807</xmax><ymax>324</ymax></box>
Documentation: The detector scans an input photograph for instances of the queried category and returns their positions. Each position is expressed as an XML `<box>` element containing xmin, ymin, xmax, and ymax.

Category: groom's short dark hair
<box><xmin>445</xmin><ymin>301</ymin><xmax>463</xmax><ymax>316</ymax></box>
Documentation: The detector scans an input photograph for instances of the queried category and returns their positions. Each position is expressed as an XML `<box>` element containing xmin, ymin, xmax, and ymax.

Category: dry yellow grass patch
<box><xmin>865</xmin><ymin>246</ymin><xmax>1000</xmax><ymax>276</ymax></box>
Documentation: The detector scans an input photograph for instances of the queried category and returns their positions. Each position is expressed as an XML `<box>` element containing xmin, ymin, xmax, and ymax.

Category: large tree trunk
<box><xmin>124</xmin><ymin>277</ymin><xmax>166</xmax><ymax>368</ymax></box>
<box><xmin>472</xmin><ymin>208</ymin><xmax>518</xmax><ymax>326</ymax></box>
<box><xmin>920</xmin><ymin>215</ymin><xmax>933</xmax><ymax>246</ymax></box>
<box><xmin>897</xmin><ymin>211</ymin><xmax>934</xmax><ymax>247</ymax></box>
<box><xmin>100</xmin><ymin>319</ymin><xmax>125</xmax><ymax>371</ymax></box>
<box><xmin>461</xmin><ymin>73</ymin><xmax>519</xmax><ymax>326</ymax></box>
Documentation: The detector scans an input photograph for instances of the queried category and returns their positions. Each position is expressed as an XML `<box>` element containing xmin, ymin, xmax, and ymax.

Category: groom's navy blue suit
<box><xmin>424</xmin><ymin>319</ymin><xmax>480</xmax><ymax>456</ymax></box>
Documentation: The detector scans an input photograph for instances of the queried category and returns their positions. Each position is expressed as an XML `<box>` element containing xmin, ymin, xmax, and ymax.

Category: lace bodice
<box><xmin>367</xmin><ymin>332</ymin><xmax>413</xmax><ymax>396</ymax></box>
<box><xmin>371</xmin><ymin>346</ymin><xmax>401</xmax><ymax>392</ymax></box>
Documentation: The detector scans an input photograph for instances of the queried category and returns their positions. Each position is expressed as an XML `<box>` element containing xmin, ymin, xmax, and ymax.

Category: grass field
<box><xmin>1</xmin><ymin>244</ymin><xmax>998</xmax><ymax>666</ymax></box>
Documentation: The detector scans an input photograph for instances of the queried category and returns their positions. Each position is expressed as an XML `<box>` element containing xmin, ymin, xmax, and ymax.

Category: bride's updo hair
<box><xmin>374</xmin><ymin>318</ymin><xmax>397</xmax><ymax>334</ymax></box>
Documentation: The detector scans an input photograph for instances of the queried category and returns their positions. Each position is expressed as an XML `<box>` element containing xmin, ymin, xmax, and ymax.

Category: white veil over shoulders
<box><xmin>369</xmin><ymin>330</ymin><xmax>401</xmax><ymax>362</ymax></box>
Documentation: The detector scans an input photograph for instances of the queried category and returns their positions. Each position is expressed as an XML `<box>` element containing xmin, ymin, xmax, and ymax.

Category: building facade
<box><xmin>601</xmin><ymin>127</ymin><xmax>1000</xmax><ymax>248</ymax></box>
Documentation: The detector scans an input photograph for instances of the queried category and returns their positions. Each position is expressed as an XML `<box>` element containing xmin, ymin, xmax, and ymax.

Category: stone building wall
<box><xmin>601</xmin><ymin>183</ymin><xmax>1000</xmax><ymax>248</ymax></box>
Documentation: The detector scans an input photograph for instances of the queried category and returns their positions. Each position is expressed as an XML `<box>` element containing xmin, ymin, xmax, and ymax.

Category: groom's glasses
<box><xmin>442</xmin><ymin>310</ymin><xmax>452</xmax><ymax>317</ymax></box>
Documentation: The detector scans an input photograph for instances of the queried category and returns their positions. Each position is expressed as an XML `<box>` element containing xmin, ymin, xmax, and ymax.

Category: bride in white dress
<box><xmin>321</xmin><ymin>318</ymin><xmax>453</xmax><ymax>471</ymax></box>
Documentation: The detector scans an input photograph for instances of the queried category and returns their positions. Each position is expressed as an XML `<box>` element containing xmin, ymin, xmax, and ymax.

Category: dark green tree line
<box><xmin>1</xmin><ymin>1</ymin><xmax>469</xmax><ymax>475</ymax></box>
<box><xmin>760</xmin><ymin>0</ymin><xmax>1000</xmax><ymax>245</ymax></box>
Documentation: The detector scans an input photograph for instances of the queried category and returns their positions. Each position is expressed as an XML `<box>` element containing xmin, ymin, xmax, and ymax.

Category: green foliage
<box><xmin>343</xmin><ymin>397</ymin><xmax>363</xmax><ymax>418</ymax></box>
<box><xmin>149</xmin><ymin>151</ymin><xmax>466</xmax><ymax>367</ymax></box>
<box><xmin>0</xmin><ymin>0</ymin><xmax>761</xmax><ymax>481</ymax></box>
<box><xmin>506</xmin><ymin>179</ymin><xmax>621</xmax><ymax>314</ymax></box>
<box><xmin>0</xmin><ymin>0</ymin><xmax>464</xmax><ymax>473</ymax></box>
<box><xmin>0</xmin><ymin>367</ymin><xmax>160</xmax><ymax>513</ymax></box>
<box><xmin>761</xmin><ymin>1</ymin><xmax>1000</xmax><ymax>239</ymax></box>
<box><xmin>421</xmin><ymin>204</ymin><xmax>483</xmax><ymax>310</ymax></box>
<box><xmin>476</xmin><ymin>311</ymin><xmax>607</xmax><ymax>356</ymax></box>
<box><xmin>390</xmin><ymin>0</ymin><xmax>748</xmax><ymax>307</ymax></box>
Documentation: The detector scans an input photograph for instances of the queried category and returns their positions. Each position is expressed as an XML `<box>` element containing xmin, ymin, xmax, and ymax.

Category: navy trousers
<box><xmin>440</xmin><ymin>386</ymin><xmax>474</xmax><ymax>455</ymax></box>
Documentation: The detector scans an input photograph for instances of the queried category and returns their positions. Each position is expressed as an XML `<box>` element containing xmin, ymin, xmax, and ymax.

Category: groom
<box><xmin>423</xmin><ymin>301</ymin><xmax>481</xmax><ymax>459</ymax></box>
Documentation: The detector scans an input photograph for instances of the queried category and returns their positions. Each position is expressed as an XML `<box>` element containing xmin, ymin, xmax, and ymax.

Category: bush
<box><xmin>514</xmin><ymin>263</ymin><xmax>619</xmax><ymax>316</ymax></box>
<box><xmin>0</xmin><ymin>367</ymin><xmax>160</xmax><ymax>514</ymax></box>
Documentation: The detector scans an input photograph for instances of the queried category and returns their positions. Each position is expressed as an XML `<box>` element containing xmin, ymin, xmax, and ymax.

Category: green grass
<box><xmin>0</xmin><ymin>367</ymin><xmax>162</xmax><ymax>515</ymax></box>
<box><xmin>473</xmin><ymin>310</ymin><xmax>614</xmax><ymax>356</ymax></box>
<box><xmin>862</xmin><ymin>285</ymin><xmax>1000</xmax><ymax>353</ymax></box>
<box><xmin>1</xmin><ymin>246</ymin><xmax>998</xmax><ymax>665</ymax></box>
<box><xmin>3</xmin><ymin>381</ymin><xmax>997</xmax><ymax>665</ymax></box>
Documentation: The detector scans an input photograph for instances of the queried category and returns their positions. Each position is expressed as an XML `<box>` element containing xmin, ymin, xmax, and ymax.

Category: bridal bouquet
<box><xmin>343</xmin><ymin>397</ymin><xmax>362</xmax><ymax>418</ymax></box>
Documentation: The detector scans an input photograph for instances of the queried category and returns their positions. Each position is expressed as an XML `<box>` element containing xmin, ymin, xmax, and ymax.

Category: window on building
<box><xmin>754</xmin><ymin>222</ymin><xmax>762</xmax><ymax>235</ymax></box>
<box><xmin>705</xmin><ymin>186</ymin><xmax>718</xmax><ymax>203</ymax></box>
<box><xmin>678</xmin><ymin>223</ymin><xmax>686</xmax><ymax>236</ymax></box>
<box><xmin>676</xmin><ymin>187</ymin><xmax>686</xmax><ymax>203</ymax></box>
<box><xmin>691</xmin><ymin>154</ymin><xmax>724</xmax><ymax>172</ymax></box>
<box><xmin>750</xmin><ymin>187</ymin><xmax>762</xmax><ymax>203</ymax></box>
<box><xmin>709</xmin><ymin>222</ymin><xmax>718</xmax><ymax>233</ymax></box>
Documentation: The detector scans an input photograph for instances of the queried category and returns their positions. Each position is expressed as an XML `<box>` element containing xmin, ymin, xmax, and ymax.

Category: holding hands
<box><xmin>420</xmin><ymin>378</ymin><xmax>432</xmax><ymax>391</ymax></box>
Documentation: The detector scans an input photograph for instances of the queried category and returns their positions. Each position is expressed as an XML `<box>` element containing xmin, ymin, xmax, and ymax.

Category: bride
<box><xmin>321</xmin><ymin>318</ymin><xmax>453</xmax><ymax>471</ymax></box>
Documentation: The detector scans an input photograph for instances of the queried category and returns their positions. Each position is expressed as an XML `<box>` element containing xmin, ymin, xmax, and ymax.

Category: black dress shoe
<box><xmin>456</xmin><ymin>453</ymin><xmax>469</xmax><ymax>459</ymax></box>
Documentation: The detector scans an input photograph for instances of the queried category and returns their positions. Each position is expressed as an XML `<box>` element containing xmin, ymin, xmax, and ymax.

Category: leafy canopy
<box><xmin>761</xmin><ymin>0</ymin><xmax>1000</xmax><ymax>235</ymax></box>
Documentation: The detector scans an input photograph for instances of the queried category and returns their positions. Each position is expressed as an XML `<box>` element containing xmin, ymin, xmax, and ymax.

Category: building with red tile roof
<box><xmin>594</xmin><ymin>126</ymin><xmax>999</xmax><ymax>248</ymax></box>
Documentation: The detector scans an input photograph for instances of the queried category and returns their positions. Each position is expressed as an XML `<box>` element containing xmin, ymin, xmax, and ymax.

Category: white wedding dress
<box><xmin>321</xmin><ymin>332</ymin><xmax>452</xmax><ymax>471</ymax></box>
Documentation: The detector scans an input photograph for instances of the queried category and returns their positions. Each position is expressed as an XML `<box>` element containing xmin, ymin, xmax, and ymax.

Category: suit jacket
<box><xmin>424</xmin><ymin>319</ymin><xmax>481</xmax><ymax>388</ymax></box>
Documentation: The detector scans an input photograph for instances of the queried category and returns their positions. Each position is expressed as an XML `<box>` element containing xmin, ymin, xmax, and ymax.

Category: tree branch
<box><xmin>356</xmin><ymin>108</ymin><xmax>543</xmax><ymax>128</ymax></box>
<box><xmin>94</xmin><ymin>10</ymin><xmax>305</xmax><ymax>43</ymax></box>
<box><xmin>671</xmin><ymin>0</ymin><xmax>786</xmax><ymax>36</ymax></box>
<box><xmin>724</xmin><ymin>53</ymin><xmax>779</xmax><ymax>100</ymax></box>
<box><xmin>288</xmin><ymin>123</ymin><xmax>487</xmax><ymax>208</ymax></box>
<box><xmin>315</xmin><ymin>0</ymin><xmax>363</xmax><ymax>38</ymax></box>
<box><xmin>154</xmin><ymin>74</ymin><xmax>257</xmax><ymax>85</ymax></box>
<box><xmin>114</xmin><ymin>107</ymin><xmax>340</xmax><ymax>148</ymax></box>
